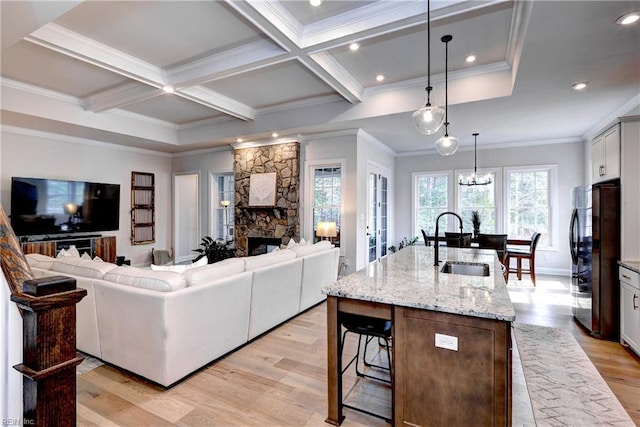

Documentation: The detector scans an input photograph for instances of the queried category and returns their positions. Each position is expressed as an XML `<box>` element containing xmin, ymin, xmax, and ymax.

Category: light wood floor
<box><xmin>77</xmin><ymin>275</ymin><xmax>640</xmax><ymax>426</ymax></box>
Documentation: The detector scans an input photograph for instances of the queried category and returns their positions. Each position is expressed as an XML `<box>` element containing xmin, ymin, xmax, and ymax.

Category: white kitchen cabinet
<box><xmin>619</xmin><ymin>265</ymin><xmax>640</xmax><ymax>356</ymax></box>
<box><xmin>592</xmin><ymin>124</ymin><xmax>620</xmax><ymax>183</ymax></box>
<box><xmin>620</xmin><ymin>118</ymin><xmax>640</xmax><ymax>261</ymax></box>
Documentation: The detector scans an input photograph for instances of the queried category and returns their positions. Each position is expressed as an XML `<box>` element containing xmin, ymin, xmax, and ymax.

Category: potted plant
<box><xmin>193</xmin><ymin>236</ymin><xmax>235</xmax><ymax>264</ymax></box>
<box><xmin>388</xmin><ymin>236</ymin><xmax>419</xmax><ymax>253</ymax></box>
<box><xmin>471</xmin><ymin>210</ymin><xmax>482</xmax><ymax>237</ymax></box>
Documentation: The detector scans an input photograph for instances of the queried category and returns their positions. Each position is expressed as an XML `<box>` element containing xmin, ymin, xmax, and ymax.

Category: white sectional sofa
<box><xmin>26</xmin><ymin>241</ymin><xmax>339</xmax><ymax>387</ymax></box>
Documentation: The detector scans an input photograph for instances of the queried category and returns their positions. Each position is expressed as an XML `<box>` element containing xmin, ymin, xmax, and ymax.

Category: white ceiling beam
<box><xmin>83</xmin><ymin>82</ymin><xmax>160</xmax><ymax>113</ymax></box>
<box><xmin>27</xmin><ymin>23</ymin><xmax>165</xmax><ymax>86</ymax></box>
<box><xmin>179</xmin><ymin>86</ymin><xmax>255</xmax><ymax>121</ymax></box>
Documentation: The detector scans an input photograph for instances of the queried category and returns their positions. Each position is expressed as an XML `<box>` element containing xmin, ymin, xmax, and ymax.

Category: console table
<box><xmin>21</xmin><ymin>235</ymin><xmax>116</xmax><ymax>263</ymax></box>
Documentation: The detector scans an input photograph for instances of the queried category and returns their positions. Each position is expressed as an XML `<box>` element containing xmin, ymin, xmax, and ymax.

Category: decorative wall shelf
<box><xmin>131</xmin><ymin>171</ymin><xmax>155</xmax><ymax>245</ymax></box>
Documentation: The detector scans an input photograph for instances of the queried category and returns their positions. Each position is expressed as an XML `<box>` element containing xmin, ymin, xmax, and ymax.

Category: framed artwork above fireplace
<box><xmin>249</xmin><ymin>173</ymin><xmax>276</xmax><ymax>207</ymax></box>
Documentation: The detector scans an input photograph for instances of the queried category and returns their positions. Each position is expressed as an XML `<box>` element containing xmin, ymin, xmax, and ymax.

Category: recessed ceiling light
<box><xmin>272</xmin><ymin>132</ymin><xmax>279</xmax><ymax>138</ymax></box>
<box><xmin>349</xmin><ymin>43</ymin><xmax>360</xmax><ymax>51</ymax></box>
<box><xmin>465</xmin><ymin>55</ymin><xmax>477</xmax><ymax>63</ymax></box>
<box><xmin>616</xmin><ymin>11</ymin><xmax>640</xmax><ymax>25</ymax></box>
<box><xmin>162</xmin><ymin>85</ymin><xmax>174</xmax><ymax>93</ymax></box>
<box><xmin>572</xmin><ymin>82</ymin><xmax>588</xmax><ymax>91</ymax></box>
<box><xmin>310</xmin><ymin>0</ymin><xmax>322</xmax><ymax>6</ymax></box>
<box><xmin>376</xmin><ymin>74</ymin><xmax>385</xmax><ymax>82</ymax></box>
<box><xmin>236</xmin><ymin>138</ymin><xmax>243</xmax><ymax>143</ymax></box>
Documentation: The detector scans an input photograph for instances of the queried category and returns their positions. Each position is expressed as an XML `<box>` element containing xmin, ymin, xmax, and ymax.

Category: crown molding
<box><xmin>245</xmin><ymin>0</ymin><xmax>304</xmax><ymax>47</ymax></box>
<box><xmin>179</xmin><ymin>86</ymin><xmax>255</xmax><ymax>121</ymax></box>
<box><xmin>1</xmin><ymin>78</ymin><xmax>81</xmax><ymax>105</ymax></box>
<box><xmin>1</xmin><ymin>125</ymin><xmax>173</xmax><ymax>157</ymax></box>
<box><xmin>231</xmin><ymin>136</ymin><xmax>299</xmax><ymax>150</ymax></box>
<box><xmin>582</xmin><ymin>94</ymin><xmax>640</xmax><ymax>141</ymax></box>
<box><xmin>357</xmin><ymin>129</ymin><xmax>397</xmax><ymax>156</ymax></box>
<box><xmin>306</xmin><ymin>52</ymin><xmax>363</xmax><ymax>102</ymax></box>
<box><xmin>82</xmin><ymin>82</ymin><xmax>161</xmax><ymax>113</ymax></box>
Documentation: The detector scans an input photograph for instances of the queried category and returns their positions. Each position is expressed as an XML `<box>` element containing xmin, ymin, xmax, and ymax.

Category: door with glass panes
<box><xmin>366</xmin><ymin>166</ymin><xmax>390</xmax><ymax>263</ymax></box>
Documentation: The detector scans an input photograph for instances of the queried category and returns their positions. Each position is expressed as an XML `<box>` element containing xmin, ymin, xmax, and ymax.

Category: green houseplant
<box><xmin>193</xmin><ymin>236</ymin><xmax>235</xmax><ymax>264</ymax></box>
<box><xmin>388</xmin><ymin>236</ymin><xmax>419</xmax><ymax>253</ymax></box>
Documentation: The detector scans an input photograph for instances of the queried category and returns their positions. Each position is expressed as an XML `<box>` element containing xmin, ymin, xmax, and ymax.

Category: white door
<box><xmin>173</xmin><ymin>173</ymin><xmax>199</xmax><ymax>263</ymax></box>
<box><xmin>366</xmin><ymin>166</ymin><xmax>390</xmax><ymax>264</ymax></box>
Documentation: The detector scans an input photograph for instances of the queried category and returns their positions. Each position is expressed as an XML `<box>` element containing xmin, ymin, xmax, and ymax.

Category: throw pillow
<box><xmin>286</xmin><ymin>238</ymin><xmax>297</xmax><ymax>249</ymax></box>
<box><xmin>81</xmin><ymin>253</ymin><xmax>92</xmax><ymax>260</ymax></box>
<box><xmin>56</xmin><ymin>248</ymin><xmax>67</xmax><ymax>258</ymax></box>
<box><xmin>66</xmin><ymin>245</ymin><xmax>80</xmax><ymax>258</ymax></box>
<box><xmin>299</xmin><ymin>237</ymin><xmax>306</xmax><ymax>246</ymax></box>
<box><xmin>93</xmin><ymin>256</ymin><xmax>104</xmax><ymax>262</ymax></box>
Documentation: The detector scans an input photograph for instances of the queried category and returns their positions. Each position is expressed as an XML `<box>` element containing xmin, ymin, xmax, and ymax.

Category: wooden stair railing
<box><xmin>0</xmin><ymin>206</ymin><xmax>86</xmax><ymax>425</ymax></box>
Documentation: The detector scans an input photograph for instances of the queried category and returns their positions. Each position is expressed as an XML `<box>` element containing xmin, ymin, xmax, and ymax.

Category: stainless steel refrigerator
<box><xmin>570</xmin><ymin>179</ymin><xmax>620</xmax><ymax>340</ymax></box>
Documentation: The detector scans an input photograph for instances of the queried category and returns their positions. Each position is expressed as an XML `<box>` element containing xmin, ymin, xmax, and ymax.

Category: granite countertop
<box><xmin>619</xmin><ymin>260</ymin><xmax>640</xmax><ymax>274</ymax></box>
<box><xmin>322</xmin><ymin>246</ymin><xmax>516</xmax><ymax>322</ymax></box>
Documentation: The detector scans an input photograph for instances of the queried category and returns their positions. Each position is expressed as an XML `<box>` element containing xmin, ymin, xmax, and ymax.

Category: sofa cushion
<box><xmin>183</xmin><ymin>258</ymin><xmax>245</xmax><ymax>287</ymax></box>
<box><xmin>51</xmin><ymin>257</ymin><xmax>118</xmax><ymax>279</ymax></box>
<box><xmin>150</xmin><ymin>256</ymin><xmax>208</xmax><ymax>273</ymax></box>
<box><xmin>25</xmin><ymin>253</ymin><xmax>56</xmax><ymax>270</ymax></box>
<box><xmin>104</xmin><ymin>267</ymin><xmax>186</xmax><ymax>292</ymax></box>
<box><xmin>290</xmin><ymin>240</ymin><xmax>333</xmax><ymax>258</ymax></box>
<box><xmin>244</xmin><ymin>250</ymin><xmax>296</xmax><ymax>271</ymax></box>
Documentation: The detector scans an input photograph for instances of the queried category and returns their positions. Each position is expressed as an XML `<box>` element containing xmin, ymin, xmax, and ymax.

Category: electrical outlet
<box><xmin>435</xmin><ymin>333</ymin><xmax>458</xmax><ymax>351</ymax></box>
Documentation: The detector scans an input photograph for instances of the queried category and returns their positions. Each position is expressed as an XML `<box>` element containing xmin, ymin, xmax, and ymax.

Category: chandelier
<box><xmin>459</xmin><ymin>133</ymin><xmax>492</xmax><ymax>186</ymax></box>
<box><xmin>411</xmin><ymin>0</ymin><xmax>445</xmax><ymax>135</ymax></box>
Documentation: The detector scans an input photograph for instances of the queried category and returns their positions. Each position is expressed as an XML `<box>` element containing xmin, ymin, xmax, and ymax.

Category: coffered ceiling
<box><xmin>1</xmin><ymin>1</ymin><xmax>639</xmax><ymax>154</ymax></box>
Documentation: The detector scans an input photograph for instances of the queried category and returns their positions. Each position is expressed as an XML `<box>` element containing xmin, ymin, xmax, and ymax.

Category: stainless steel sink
<box><xmin>440</xmin><ymin>261</ymin><xmax>490</xmax><ymax>277</ymax></box>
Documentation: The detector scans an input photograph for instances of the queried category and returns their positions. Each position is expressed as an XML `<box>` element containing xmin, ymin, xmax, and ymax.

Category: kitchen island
<box><xmin>322</xmin><ymin>245</ymin><xmax>516</xmax><ymax>426</ymax></box>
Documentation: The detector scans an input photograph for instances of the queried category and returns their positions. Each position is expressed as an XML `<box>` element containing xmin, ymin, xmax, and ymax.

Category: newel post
<box><xmin>1</xmin><ymin>206</ymin><xmax>87</xmax><ymax>425</ymax></box>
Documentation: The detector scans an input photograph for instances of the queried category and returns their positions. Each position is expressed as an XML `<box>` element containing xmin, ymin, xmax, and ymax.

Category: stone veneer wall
<box><xmin>234</xmin><ymin>142</ymin><xmax>300</xmax><ymax>257</ymax></box>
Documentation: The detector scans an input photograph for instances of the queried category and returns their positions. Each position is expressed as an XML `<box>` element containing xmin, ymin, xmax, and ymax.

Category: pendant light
<box><xmin>459</xmin><ymin>133</ymin><xmax>492</xmax><ymax>186</ymax></box>
<box><xmin>411</xmin><ymin>0</ymin><xmax>445</xmax><ymax>135</ymax></box>
<box><xmin>435</xmin><ymin>34</ymin><xmax>459</xmax><ymax>156</ymax></box>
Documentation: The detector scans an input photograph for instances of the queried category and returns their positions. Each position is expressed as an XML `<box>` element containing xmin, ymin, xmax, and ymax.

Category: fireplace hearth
<box><xmin>247</xmin><ymin>237</ymin><xmax>282</xmax><ymax>256</ymax></box>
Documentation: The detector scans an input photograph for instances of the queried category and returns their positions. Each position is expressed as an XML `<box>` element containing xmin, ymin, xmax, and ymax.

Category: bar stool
<box><xmin>340</xmin><ymin>312</ymin><xmax>392</xmax><ymax>422</ymax></box>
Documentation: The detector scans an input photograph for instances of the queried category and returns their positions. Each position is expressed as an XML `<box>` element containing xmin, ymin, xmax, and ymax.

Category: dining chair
<box><xmin>507</xmin><ymin>232</ymin><xmax>542</xmax><ymax>285</ymax></box>
<box><xmin>421</xmin><ymin>229</ymin><xmax>431</xmax><ymax>246</ymax></box>
<box><xmin>444</xmin><ymin>232</ymin><xmax>472</xmax><ymax>248</ymax></box>
<box><xmin>477</xmin><ymin>234</ymin><xmax>508</xmax><ymax>279</ymax></box>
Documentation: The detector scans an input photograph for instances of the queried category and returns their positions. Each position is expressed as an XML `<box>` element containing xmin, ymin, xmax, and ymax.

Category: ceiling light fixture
<box><xmin>435</xmin><ymin>35</ymin><xmax>459</xmax><ymax>156</ymax></box>
<box><xmin>465</xmin><ymin>54</ymin><xmax>477</xmax><ymax>63</ymax></box>
<box><xmin>459</xmin><ymin>133</ymin><xmax>492</xmax><ymax>186</ymax></box>
<box><xmin>236</xmin><ymin>137</ymin><xmax>243</xmax><ymax>143</ymax></box>
<box><xmin>412</xmin><ymin>0</ymin><xmax>445</xmax><ymax>135</ymax></box>
<box><xmin>162</xmin><ymin>85</ymin><xmax>174</xmax><ymax>93</ymax></box>
<box><xmin>572</xmin><ymin>82</ymin><xmax>588</xmax><ymax>91</ymax></box>
<box><xmin>349</xmin><ymin>42</ymin><xmax>360</xmax><ymax>51</ymax></box>
<box><xmin>310</xmin><ymin>0</ymin><xmax>322</xmax><ymax>7</ymax></box>
<box><xmin>616</xmin><ymin>11</ymin><xmax>640</xmax><ymax>25</ymax></box>
<box><xmin>272</xmin><ymin>132</ymin><xmax>279</xmax><ymax>138</ymax></box>
<box><xmin>376</xmin><ymin>74</ymin><xmax>385</xmax><ymax>82</ymax></box>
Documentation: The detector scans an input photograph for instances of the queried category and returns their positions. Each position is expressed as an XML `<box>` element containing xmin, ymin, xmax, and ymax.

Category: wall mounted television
<box><xmin>10</xmin><ymin>177</ymin><xmax>120</xmax><ymax>236</ymax></box>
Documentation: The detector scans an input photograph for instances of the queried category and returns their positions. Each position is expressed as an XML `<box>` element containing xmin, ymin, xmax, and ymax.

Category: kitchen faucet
<box><xmin>434</xmin><ymin>211</ymin><xmax>464</xmax><ymax>266</ymax></box>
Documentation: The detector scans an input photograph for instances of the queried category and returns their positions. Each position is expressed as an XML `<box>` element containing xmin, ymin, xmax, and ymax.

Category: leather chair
<box><xmin>477</xmin><ymin>234</ymin><xmax>508</xmax><ymax>279</ymax></box>
<box><xmin>340</xmin><ymin>312</ymin><xmax>392</xmax><ymax>422</ymax></box>
<box><xmin>507</xmin><ymin>232</ymin><xmax>542</xmax><ymax>285</ymax></box>
<box><xmin>444</xmin><ymin>232</ymin><xmax>472</xmax><ymax>248</ymax></box>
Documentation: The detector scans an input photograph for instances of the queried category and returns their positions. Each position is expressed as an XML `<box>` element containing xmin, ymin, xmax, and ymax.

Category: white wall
<box><xmin>0</xmin><ymin>129</ymin><xmax>173</xmax><ymax>266</ymax></box>
<box><xmin>172</xmin><ymin>148</ymin><xmax>234</xmax><ymax>239</ymax></box>
<box><xmin>302</xmin><ymin>133</ymin><xmax>358</xmax><ymax>274</ymax></box>
<box><xmin>394</xmin><ymin>141</ymin><xmax>585</xmax><ymax>275</ymax></box>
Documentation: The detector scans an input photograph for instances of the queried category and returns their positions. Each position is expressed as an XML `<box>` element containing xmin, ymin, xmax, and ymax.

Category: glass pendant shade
<box><xmin>435</xmin><ymin>133</ymin><xmax>459</xmax><ymax>156</ymax></box>
<box><xmin>412</xmin><ymin>103</ymin><xmax>445</xmax><ymax>135</ymax></box>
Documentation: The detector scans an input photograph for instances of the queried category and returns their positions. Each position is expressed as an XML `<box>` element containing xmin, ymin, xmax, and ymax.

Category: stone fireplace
<box><xmin>247</xmin><ymin>237</ymin><xmax>282</xmax><ymax>256</ymax></box>
<box><xmin>234</xmin><ymin>142</ymin><xmax>300</xmax><ymax>257</ymax></box>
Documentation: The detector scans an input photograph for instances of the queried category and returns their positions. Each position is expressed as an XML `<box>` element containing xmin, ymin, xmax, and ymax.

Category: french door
<box><xmin>366</xmin><ymin>165</ymin><xmax>390</xmax><ymax>264</ymax></box>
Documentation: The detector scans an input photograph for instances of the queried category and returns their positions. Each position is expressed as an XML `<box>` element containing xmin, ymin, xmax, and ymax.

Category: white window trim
<box><xmin>412</xmin><ymin>170</ymin><xmax>454</xmax><ymax>240</ymax></box>
<box><xmin>208</xmin><ymin>170</ymin><xmax>233</xmax><ymax>239</ymax></box>
<box><xmin>304</xmin><ymin>159</ymin><xmax>346</xmax><ymax>255</ymax></box>
<box><xmin>504</xmin><ymin>164</ymin><xmax>558</xmax><ymax>251</ymax></box>
<box><xmin>454</xmin><ymin>167</ymin><xmax>504</xmax><ymax>233</ymax></box>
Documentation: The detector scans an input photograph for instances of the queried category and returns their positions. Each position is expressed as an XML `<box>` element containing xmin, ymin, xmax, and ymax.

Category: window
<box><xmin>213</xmin><ymin>173</ymin><xmax>234</xmax><ymax>241</ymax></box>
<box><xmin>312</xmin><ymin>166</ymin><xmax>341</xmax><ymax>244</ymax></box>
<box><xmin>506</xmin><ymin>166</ymin><xmax>555</xmax><ymax>248</ymax></box>
<box><xmin>414</xmin><ymin>172</ymin><xmax>452</xmax><ymax>237</ymax></box>
<box><xmin>457</xmin><ymin>171</ymin><xmax>498</xmax><ymax>233</ymax></box>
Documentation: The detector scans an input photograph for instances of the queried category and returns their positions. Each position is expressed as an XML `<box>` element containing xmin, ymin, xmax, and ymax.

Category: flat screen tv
<box><xmin>11</xmin><ymin>177</ymin><xmax>120</xmax><ymax>236</ymax></box>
